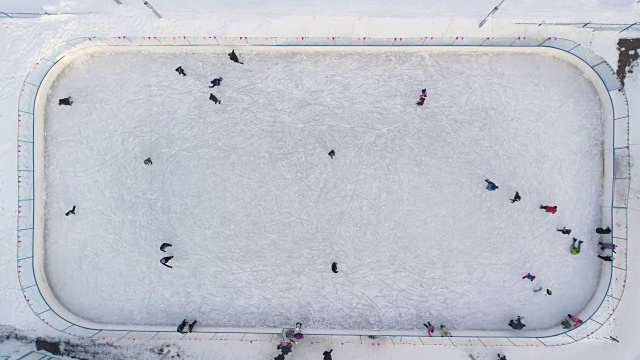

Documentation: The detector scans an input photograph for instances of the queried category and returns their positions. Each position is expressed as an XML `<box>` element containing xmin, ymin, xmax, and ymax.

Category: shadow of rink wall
<box><xmin>16</xmin><ymin>36</ymin><xmax>630</xmax><ymax>345</ymax></box>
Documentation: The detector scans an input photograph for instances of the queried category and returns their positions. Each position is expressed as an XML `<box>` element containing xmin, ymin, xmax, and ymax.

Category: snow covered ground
<box><xmin>1</xmin><ymin>0</ymin><xmax>640</xmax><ymax>359</ymax></box>
<box><xmin>41</xmin><ymin>46</ymin><xmax>604</xmax><ymax>331</ymax></box>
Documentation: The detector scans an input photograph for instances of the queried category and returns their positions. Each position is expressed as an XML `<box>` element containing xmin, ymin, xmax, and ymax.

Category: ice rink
<box><xmin>41</xmin><ymin>47</ymin><xmax>604</xmax><ymax>331</ymax></box>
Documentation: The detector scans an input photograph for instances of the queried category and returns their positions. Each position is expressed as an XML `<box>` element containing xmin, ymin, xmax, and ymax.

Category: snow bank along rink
<box><xmin>22</xmin><ymin>39</ymin><xmax>625</xmax><ymax>340</ymax></box>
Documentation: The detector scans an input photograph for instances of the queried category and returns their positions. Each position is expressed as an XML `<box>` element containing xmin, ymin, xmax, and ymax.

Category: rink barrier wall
<box><xmin>16</xmin><ymin>36</ymin><xmax>630</xmax><ymax>345</ymax></box>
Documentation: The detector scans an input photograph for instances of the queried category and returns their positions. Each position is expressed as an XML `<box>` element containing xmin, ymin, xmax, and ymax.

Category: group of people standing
<box><xmin>483</xmin><ymin>178</ymin><xmax>617</xmax><ymax>332</ymax></box>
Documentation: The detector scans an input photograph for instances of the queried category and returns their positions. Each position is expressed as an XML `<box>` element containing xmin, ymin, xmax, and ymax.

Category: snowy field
<box><xmin>39</xmin><ymin>47</ymin><xmax>605</xmax><ymax>331</ymax></box>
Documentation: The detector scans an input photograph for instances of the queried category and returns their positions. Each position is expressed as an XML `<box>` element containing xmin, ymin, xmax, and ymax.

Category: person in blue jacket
<box><xmin>485</xmin><ymin>179</ymin><xmax>499</xmax><ymax>191</ymax></box>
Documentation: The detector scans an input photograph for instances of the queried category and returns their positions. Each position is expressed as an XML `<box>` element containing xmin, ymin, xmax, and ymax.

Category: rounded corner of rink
<box><xmin>17</xmin><ymin>39</ymin><xmax>629</xmax><ymax>341</ymax></box>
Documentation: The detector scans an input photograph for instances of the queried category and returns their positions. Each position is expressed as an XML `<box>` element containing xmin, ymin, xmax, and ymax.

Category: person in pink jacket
<box><xmin>540</xmin><ymin>205</ymin><xmax>557</xmax><ymax>214</ymax></box>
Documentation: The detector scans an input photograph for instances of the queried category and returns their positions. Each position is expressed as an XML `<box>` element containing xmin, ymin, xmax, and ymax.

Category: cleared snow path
<box><xmin>42</xmin><ymin>47</ymin><xmax>603</xmax><ymax>331</ymax></box>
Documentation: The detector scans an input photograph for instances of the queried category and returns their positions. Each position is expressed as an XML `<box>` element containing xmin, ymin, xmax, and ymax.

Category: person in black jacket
<box><xmin>277</xmin><ymin>343</ymin><xmax>292</xmax><ymax>355</ymax></box>
<box><xmin>188</xmin><ymin>320</ymin><xmax>197</xmax><ymax>333</ymax></box>
<box><xmin>175</xmin><ymin>66</ymin><xmax>186</xmax><ymax>76</ymax></box>
<box><xmin>323</xmin><ymin>349</ymin><xmax>333</xmax><ymax>360</ymax></box>
<box><xmin>65</xmin><ymin>205</ymin><xmax>76</xmax><ymax>216</ymax></box>
<box><xmin>596</xmin><ymin>227</ymin><xmax>611</xmax><ymax>234</ymax></box>
<box><xmin>209</xmin><ymin>77</ymin><xmax>223</xmax><ymax>88</ymax></box>
<box><xmin>59</xmin><ymin>97</ymin><xmax>73</xmax><ymax>106</ymax></box>
<box><xmin>161</xmin><ymin>256</ymin><xmax>174</xmax><ymax>269</ymax></box>
<box><xmin>228</xmin><ymin>50</ymin><xmax>244</xmax><ymax>64</ymax></box>
<box><xmin>177</xmin><ymin>319</ymin><xmax>188</xmax><ymax>333</ymax></box>
<box><xmin>508</xmin><ymin>316</ymin><xmax>525</xmax><ymax>330</ymax></box>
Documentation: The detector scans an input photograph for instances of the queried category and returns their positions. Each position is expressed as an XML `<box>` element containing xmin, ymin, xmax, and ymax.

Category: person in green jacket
<box><xmin>571</xmin><ymin>238</ymin><xmax>583</xmax><ymax>255</ymax></box>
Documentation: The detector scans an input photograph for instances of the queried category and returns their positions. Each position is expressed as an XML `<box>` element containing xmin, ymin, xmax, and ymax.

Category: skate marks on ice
<box><xmin>42</xmin><ymin>48</ymin><xmax>603</xmax><ymax>330</ymax></box>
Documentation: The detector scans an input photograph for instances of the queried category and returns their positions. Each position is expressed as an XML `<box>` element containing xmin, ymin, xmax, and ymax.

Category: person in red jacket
<box><xmin>540</xmin><ymin>205</ymin><xmax>557</xmax><ymax>214</ymax></box>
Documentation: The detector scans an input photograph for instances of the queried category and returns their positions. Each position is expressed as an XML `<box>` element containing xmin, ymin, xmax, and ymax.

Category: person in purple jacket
<box><xmin>598</xmin><ymin>242</ymin><xmax>617</xmax><ymax>252</ymax></box>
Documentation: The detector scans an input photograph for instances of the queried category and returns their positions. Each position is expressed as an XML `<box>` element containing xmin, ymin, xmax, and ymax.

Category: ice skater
<box><xmin>328</xmin><ymin>149</ymin><xmax>335</xmax><ymax>159</ymax></box>
<box><xmin>274</xmin><ymin>354</ymin><xmax>285</xmax><ymax>360</ymax></box>
<box><xmin>332</xmin><ymin>262</ymin><xmax>339</xmax><ymax>273</ymax></box>
<box><xmin>175</xmin><ymin>66</ymin><xmax>186</xmax><ymax>76</ymax></box>
<box><xmin>177</xmin><ymin>319</ymin><xmax>188</xmax><ymax>333</ymax></box>
<box><xmin>440</xmin><ymin>325</ymin><xmax>451</xmax><ymax>337</ymax></box>
<box><xmin>144</xmin><ymin>157</ymin><xmax>152</xmax><ymax>165</ymax></box>
<box><xmin>416</xmin><ymin>88</ymin><xmax>427</xmax><ymax>106</ymax></box>
<box><xmin>228</xmin><ymin>50</ymin><xmax>244</xmax><ymax>64</ymax></box>
<box><xmin>567</xmin><ymin>314</ymin><xmax>583</xmax><ymax>327</ymax></box>
<box><xmin>277</xmin><ymin>343</ymin><xmax>293</xmax><ymax>356</ymax></box>
<box><xmin>160</xmin><ymin>256</ymin><xmax>174</xmax><ymax>269</ymax></box>
<box><xmin>485</xmin><ymin>179</ymin><xmax>499</xmax><ymax>191</ymax></box>
<box><xmin>160</xmin><ymin>243</ymin><xmax>172</xmax><ymax>252</ymax></box>
<box><xmin>571</xmin><ymin>238</ymin><xmax>583</xmax><ymax>255</ymax></box>
<box><xmin>510</xmin><ymin>191</ymin><xmax>521</xmax><ymax>203</ymax></box>
<box><xmin>508</xmin><ymin>316</ymin><xmax>525</xmax><ymax>330</ymax></box>
<box><xmin>598</xmin><ymin>254</ymin><xmax>614</xmax><ymax>262</ymax></box>
<box><xmin>522</xmin><ymin>272</ymin><xmax>536</xmax><ymax>281</ymax></box>
<box><xmin>188</xmin><ymin>320</ymin><xmax>197</xmax><ymax>333</ymax></box>
<box><xmin>599</xmin><ymin>242</ymin><xmax>617</xmax><ymax>252</ymax></box>
<box><xmin>596</xmin><ymin>227</ymin><xmax>612</xmax><ymax>234</ymax></box>
<box><xmin>323</xmin><ymin>349</ymin><xmax>333</xmax><ymax>360</ymax></box>
<box><xmin>497</xmin><ymin>354</ymin><xmax>507</xmax><ymax>360</ymax></box>
<box><xmin>540</xmin><ymin>205</ymin><xmax>557</xmax><ymax>214</ymax></box>
<box><xmin>293</xmin><ymin>322</ymin><xmax>303</xmax><ymax>340</ymax></box>
<box><xmin>209</xmin><ymin>77</ymin><xmax>223</xmax><ymax>88</ymax></box>
<box><xmin>423</xmin><ymin>322</ymin><xmax>435</xmax><ymax>337</ymax></box>
<box><xmin>65</xmin><ymin>205</ymin><xmax>76</xmax><ymax>216</ymax></box>
<box><xmin>557</xmin><ymin>227</ymin><xmax>571</xmax><ymax>235</ymax></box>
<box><xmin>561</xmin><ymin>318</ymin><xmax>573</xmax><ymax>329</ymax></box>
<box><xmin>58</xmin><ymin>97</ymin><xmax>73</xmax><ymax>106</ymax></box>
<box><xmin>209</xmin><ymin>94</ymin><xmax>221</xmax><ymax>104</ymax></box>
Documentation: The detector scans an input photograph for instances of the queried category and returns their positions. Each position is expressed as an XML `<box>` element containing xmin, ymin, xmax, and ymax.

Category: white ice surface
<box><xmin>42</xmin><ymin>47</ymin><xmax>603</xmax><ymax>330</ymax></box>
